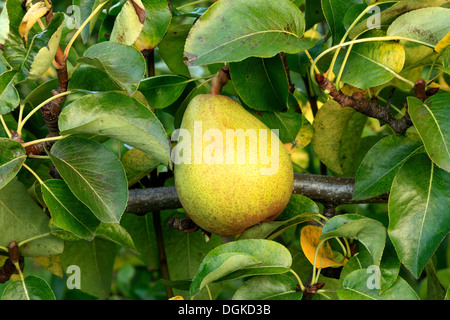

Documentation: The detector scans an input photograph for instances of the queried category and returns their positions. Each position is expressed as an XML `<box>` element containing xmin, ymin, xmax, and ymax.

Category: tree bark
<box><xmin>125</xmin><ymin>173</ymin><xmax>388</xmax><ymax>214</ymax></box>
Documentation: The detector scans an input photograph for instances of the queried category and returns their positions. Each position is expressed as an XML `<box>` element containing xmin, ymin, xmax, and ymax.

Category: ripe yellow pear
<box><xmin>173</xmin><ymin>94</ymin><xmax>293</xmax><ymax>236</ymax></box>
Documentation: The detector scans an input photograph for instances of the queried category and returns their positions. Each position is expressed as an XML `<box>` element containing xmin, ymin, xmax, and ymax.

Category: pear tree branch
<box><xmin>125</xmin><ymin>173</ymin><xmax>389</xmax><ymax>215</ymax></box>
<box><xmin>314</xmin><ymin>74</ymin><xmax>439</xmax><ymax>134</ymax></box>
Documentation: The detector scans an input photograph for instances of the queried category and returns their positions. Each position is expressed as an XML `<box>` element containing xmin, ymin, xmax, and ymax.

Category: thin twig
<box><xmin>279</xmin><ymin>52</ymin><xmax>295</xmax><ymax>94</ymax></box>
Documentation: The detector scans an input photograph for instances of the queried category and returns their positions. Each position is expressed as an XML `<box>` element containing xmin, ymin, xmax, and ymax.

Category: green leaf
<box><xmin>158</xmin><ymin>23</ymin><xmax>191</xmax><ymax>77</ymax></box>
<box><xmin>305</xmin><ymin>0</ymin><xmax>325</xmax><ymax>31</ymax></box>
<box><xmin>95</xmin><ymin>222</ymin><xmax>136</xmax><ymax>251</ymax></box>
<box><xmin>184</xmin><ymin>0</ymin><xmax>311</xmax><ymax>66</ymax></box>
<box><xmin>340</xmin><ymin>241</ymin><xmax>401</xmax><ymax>294</ymax></box>
<box><xmin>7</xmin><ymin>12</ymin><xmax>64</xmax><ymax>83</ymax></box>
<box><xmin>192</xmin><ymin>252</ymin><xmax>262</xmax><ymax>295</ymax></box>
<box><xmin>0</xmin><ymin>0</ymin><xmax>25</xmax><ymax>46</ymax></box>
<box><xmin>0</xmin><ymin>138</ymin><xmax>26</xmax><ymax>189</ymax></box>
<box><xmin>338</xmin><ymin>269</ymin><xmax>419</xmax><ymax>300</ymax></box>
<box><xmin>61</xmin><ymin>238</ymin><xmax>118</xmax><ymax>299</ymax></box>
<box><xmin>73</xmin><ymin>0</ymin><xmax>110</xmax><ymax>44</ymax></box>
<box><xmin>321</xmin><ymin>0</ymin><xmax>360</xmax><ymax>45</ymax></box>
<box><xmin>58</xmin><ymin>92</ymin><xmax>172</xmax><ymax>167</ymax></box>
<box><xmin>353</xmin><ymin>134</ymin><xmax>425</xmax><ymax>201</ymax></box>
<box><xmin>0</xmin><ymin>71</ymin><xmax>19</xmax><ymax>115</ymax></box>
<box><xmin>120</xmin><ymin>213</ymin><xmax>158</xmax><ymax>268</ymax></box>
<box><xmin>49</xmin><ymin>136</ymin><xmax>128</xmax><ymax>224</ymax></box>
<box><xmin>424</xmin><ymin>260</ymin><xmax>447</xmax><ymax>300</ymax></box>
<box><xmin>1</xmin><ymin>0</ymin><xmax>29</xmax><ymax>72</ymax></box>
<box><xmin>138</xmin><ymin>75</ymin><xmax>190</xmax><ymax>109</ymax></box>
<box><xmin>312</xmin><ymin>100</ymin><xmax>366</xmax><ymax>175</ymax></box>
<box><xmin>78</xmin><ymin>41</ymin><xmax>146</xmax><ymax>94</ymax></box>
<box><xmin>277</xmin><ymin>194</ymin><xmax>320</xmax><ymax>220</ymax></box>
<box><xmin>68</xmin><ymin>65</ymin><xmax>122</xmax><ymax>92</ymax></box>
<box><xmin>233</xmin><ymin>274</ymin><xmax>303</xmax><ymax>300</ymax></box>
<box><xmin>1</xmin><ymin>276</ymin><xmax>56</xmax><ymax>300</ymax></box>
<box><xmin>110</xmin><ymin>0</ymin><xmax>145</xmax><ymax>46</ymax></box>
<box><xmin>190</xmin><ymin>239</ymin><xmax>292</xmax><ymax>295</ymax></box>
<box><xmin>0</xmin><ymin>179</ymin><xmax>64</xmax><ymax>257</ymax></box>
<box><xmin>230</xmin><ymin>56</ymin><xmax>289</xmax><ymax>112</ymax></box>
<box><xmin>333</xmin><ymin>39</ymin><xmax>406</xmax><ymax>89</ymax></box>
<box><xmin>161</xmin><ymin>213</ymin><xmax>222</xmax><ymax>298</ymax></box>
<box><xmin>239</xmin><ymin>212</ymin><xmax>318</xmax><ymax>241</ymax></box>
<box><xmin>239</xmin><ymin>194</ymin><xmax>319</xmax><ymax>240</ymax></box>
<box><xmin>408</xmin><ymin>94</ymin><xmax>450</xmax><ymax>172</ymax></box>
<box><xmin>2</xmin><ymin>32</ymin><xmax>26</xmax><ymax>73</ymax></box>
<box><xmin>387</xmin><ymin>7</ymin><xmax>450</xmax><ymax>47</ymax></box>
<box><xmin>321</xmin><ymin>214</ymin><xmax>386</xmax><ymax>266</ymax></box>
<box><xmin>22</xmin><ymin>78</ymin><xmax>58</xmax><ymax>109</ymax></box>
<box><xmin>246</xmin><ymin>102</ymin><xmax>303</xmax><ymax>143</ymax></box>
<box><xmin>338</xmin><ymin>111</ymin><xmax>368</xmax><ymax>176</ymax></box>
<box><xmin>41</xmin><ymin>179</ymin><xmax>100</xmax><ymax>240</ymax></box>
<box><xmin>133</xmin><ymin>0</ymin><xmax>172</xmax><ymax>51</ymax></box>
<box><xmin>388</xmin><ymin>153</ymin><xmax>450</xmax><ymax>278</ymax></box>
<box><xmin>349</xmin><ymin>0</ymin><xmax>447</xmax><ymax>39</ymax></box>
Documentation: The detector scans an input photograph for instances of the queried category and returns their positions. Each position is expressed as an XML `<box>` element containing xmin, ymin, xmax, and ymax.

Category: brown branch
<box><xmin>125</xmin><ymin>173</ymin><xmax>389</xmax><ymax>215</ymax></box>
<box><xmin>168</xmin><ymin>217</ymin><xmax>199</xmax><ymax>232</ymax></box>
<box><xmin>279</xmin><ymin>52</ymin><xmax>295</xmax><ymax>94</ymax></box>
<box><xmin>0</xmin><ymin>242</ymin><xmax>24</xmax><ymax>284</ymax></box>
<box><xmin>25</xmin><ymin>45</ymin><xmax>68</xmax><ymax>156</ymax></box>
<box><xmin>315</xmin><ymin>74</ymin><xmax>415</xmax><ymax>134</ymax></box>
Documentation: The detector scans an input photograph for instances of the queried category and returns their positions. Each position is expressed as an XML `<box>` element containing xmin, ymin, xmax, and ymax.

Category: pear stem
<box><xmin>209</xmin><ymin>65</ymin><xmax>230</xmax><ymax>95</ymax></box>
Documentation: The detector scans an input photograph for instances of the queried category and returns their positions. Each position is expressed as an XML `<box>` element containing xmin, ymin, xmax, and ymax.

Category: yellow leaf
<box><xmin>300</xmin><ymin>225</ymin><xmax>346</xmax><ymax>269</ymax></box>
<box><xmin>121</xmin><ymin>148</ymin><xmax>160</xmax><ymax>186</ymax></box>
<box><xmin>435</xmin><ymin>31</ymin><xmax>450</xmax><ymax>53</ymax></box>
<box><xmin>19</xmin><ymin>2</ymin><xmax>50</xmax><ymax>42</ymax></box>
<box><xmin>110</xmin><ymin>0</ymin><xmax>145</xmax><ymax>46</ymax></box>
<box><xmin>32</xmin><ymin>255</ymin><xmax>63</xmax><ymax>278</ymax></box>
<box><xmin>169</xmin><ymin>295</ymin><xmax>184</xmax><ymax>300</ymax></box>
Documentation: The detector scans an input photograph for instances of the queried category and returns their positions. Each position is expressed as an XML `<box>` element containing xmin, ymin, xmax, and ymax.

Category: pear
<box><xmin>173</xmin><ymin>94</ymin><xmax>293</xmax><ymax>236</ymax></box>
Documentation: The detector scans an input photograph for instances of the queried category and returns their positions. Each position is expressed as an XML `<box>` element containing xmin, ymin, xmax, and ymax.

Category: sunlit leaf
<box><xmin>190</xmin><ymin>239</ymin><xmax>292</xmax><ymax>295</ymax></box>
<box><xmin>184</xmin><ymin>0</ymin><xmax>310</xmax><ymax>66</ymax></box>
<box><xmin>1</xmin><ymin>276</ymin><xmax>56</xmax><ymax>300</ymax></box>
<box><xmin>0</xmin><ymin>138</ymin><xmax>26</xmax><ymax>189</ymax></box>
<box><xmin>387</xmin><ymin>7</ymin><xmax>450</xmax><ymax>47</ymax></box>
<box><xmin>408</xmin><ymin>94</ymin><xmax>450</xmax><ymax>172</ymax></box>
<box><xmin>301</xmin><ymin>225</ymin><xmax>346</xmax><ymax>269</ymax></box>
<box><xmin>233</xmin><ymin>274</ymin><xmax>303</xmax><ymax>300</ymax></box>
<box><xmin>41</xmin><ymin>179</ymin><xmax>100</xmax><ymax>240</ymax></box>
<box><xmin>0</xmin><ymin>179</ymin><xmax>64</xmax><ymax>257</ymax></box>
<box><xmin>110</xmin><ymin>0</ymin><xmax>145</xmax><ymax>46</ymax></box>
<box><xmin>49</xmin><ymin>136</ymin><xmax>128</xmax><ymax>224</ymax></box>
<box><xmin>58</xmin><ymin>92</ymin><xmax>172</xmax><ymax>167</ymax></box>
<box><xmin>388</xmin><ymin>153</ymin><xmax>450</xmax><ymax>278</ymax></box>
<box><xmin>78</xmin><ymin>41</ymin><xmax>146</xmax><ymax>94</ymax></box>
<box><xmin>18</xmin><ymin>2</ymin><xmax>50</xmax><ymax>43</ymax></box>
<box><xmin>338</xmin><ymin>269</ymin><xmax>419</xmax><ymax>300</ymax></box>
